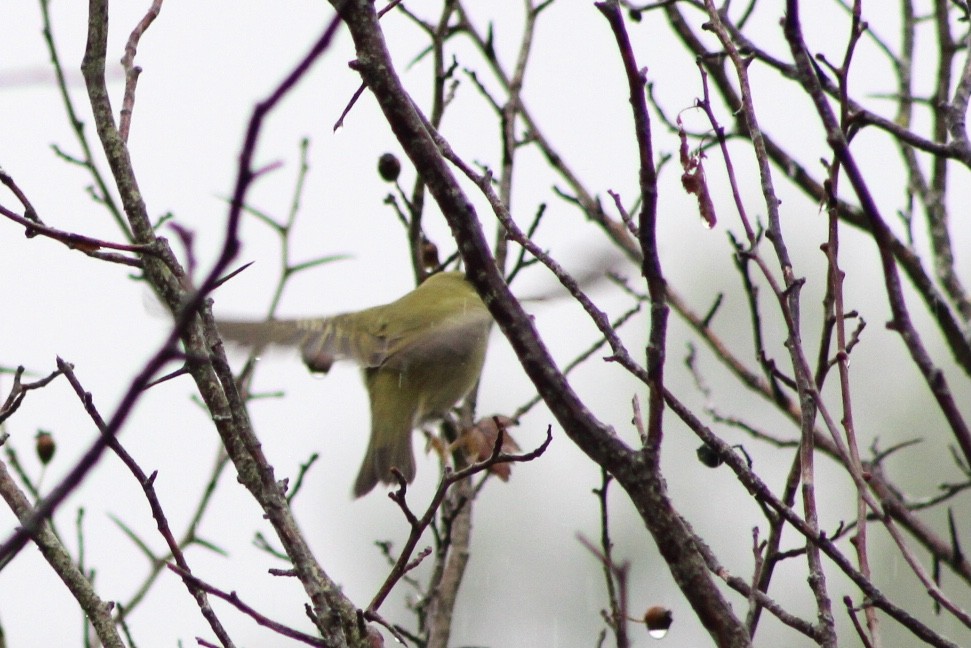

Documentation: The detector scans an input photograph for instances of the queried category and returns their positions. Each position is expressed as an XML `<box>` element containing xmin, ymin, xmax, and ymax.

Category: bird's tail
<box><xmin>353</xmin><ymin>426</ymin><xmax>416</xmax><ymax>497</ymax></box>
<box><xmin>354</xmin><ymin>369</ymin><xmax>419</xmax><ymax>497</ymax></box>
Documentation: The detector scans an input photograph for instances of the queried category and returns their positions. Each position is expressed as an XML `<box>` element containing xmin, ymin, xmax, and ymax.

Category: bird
<box><xmin>216</xmin><ymin>271</ymin><xmax>492</xmax><ymax>497</ymax></box>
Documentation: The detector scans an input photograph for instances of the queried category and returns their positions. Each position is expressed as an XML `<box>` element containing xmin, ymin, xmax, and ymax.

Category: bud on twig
<box><xmin>377</xmin><ymin>153</ymin><xmax>401</xmax><ymax>182</ymax></box>
<box><xmin>35</xmin><ymin>430</ymin><xmax>56</xmax><ymax>465</ymax></box>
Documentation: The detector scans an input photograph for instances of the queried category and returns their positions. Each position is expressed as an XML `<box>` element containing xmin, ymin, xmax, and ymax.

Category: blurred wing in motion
<box><xmin>216</xmin><ymin>313</ymin><xmax>390</xmax><ymax>373</ymax></box>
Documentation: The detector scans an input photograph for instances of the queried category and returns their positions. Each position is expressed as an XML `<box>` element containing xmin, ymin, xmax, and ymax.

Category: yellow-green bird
<box><xmin>217</xmin><ymin>271</ymin><xmax>492</xmax><ymax>497</ymax></box>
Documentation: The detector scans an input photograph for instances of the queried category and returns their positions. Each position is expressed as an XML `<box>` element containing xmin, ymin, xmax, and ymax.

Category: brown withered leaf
<box><xmin>677</xmin><ymin>116</ymin><xmax>717</xmax><ymax>229</ymax></box>
<box><xmin>454</xmin><ymin>415</ymin><xmax>520</xmax><ymax>481</ymax></box>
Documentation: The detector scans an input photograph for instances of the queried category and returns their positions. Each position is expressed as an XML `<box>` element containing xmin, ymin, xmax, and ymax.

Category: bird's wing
<box><xmin>216</xmin><ymin>314</ymin><xmax>390</xmax><ymax>372</ymax></box>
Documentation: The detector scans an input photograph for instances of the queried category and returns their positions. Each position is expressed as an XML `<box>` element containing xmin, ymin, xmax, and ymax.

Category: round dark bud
<box><xmin>36</xmin><ymin>430</ymin><xmax>56</xmax><ymax>465</ymax></box>
<box><xmin>644</xmin><ymin>605</ymin><xmax>673</xmax><ymax>633</ymax></box>
<box><xmin>696</xmin><ymin>443</ymin><xmax>723</xmax><ymax>468</ymax></box>
<box><xmin>378</xmin><ymin>153</ymin><xmax>401</xmax><ymax>182</ymax></box>
<box><xmin>421</xmin><ymin>240</ymin><xmax>440</xmax><ymax>271</ymax></box>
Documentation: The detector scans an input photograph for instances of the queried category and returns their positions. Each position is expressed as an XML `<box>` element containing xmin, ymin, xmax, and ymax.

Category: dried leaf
<box><xmin>677</xmin><ymin>116</ymin><xmax>717</xmax><ymax>229</ymax></box>
<box><xmin>455</xmin><ymin>415</ymin><xmax>520</xmax><ymax>481</ymax></box>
